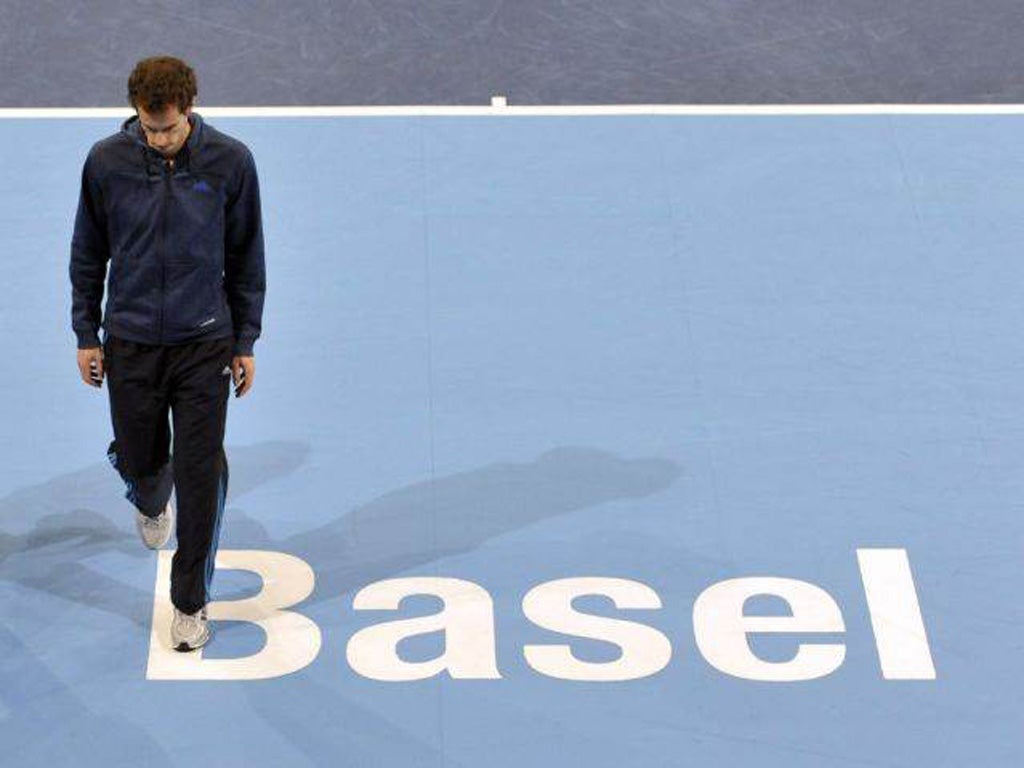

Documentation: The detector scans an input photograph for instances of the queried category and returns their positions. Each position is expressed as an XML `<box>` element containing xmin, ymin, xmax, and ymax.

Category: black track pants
<box><xmin>103</xmin><ymin>334</ymin><xmax>234</xmax><ymax>615</ymax></box>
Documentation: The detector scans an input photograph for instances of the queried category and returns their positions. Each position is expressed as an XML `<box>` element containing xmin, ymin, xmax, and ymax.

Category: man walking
<box><xmin>69</xmin><ymin>56</ymin><xmax>266</xmax><ymax>652</ymax></box>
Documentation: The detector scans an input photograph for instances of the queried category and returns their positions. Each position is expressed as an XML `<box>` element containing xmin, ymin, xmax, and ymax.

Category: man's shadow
<box><xmin>0</xmin><ymin>443</ymin><xmax>683</xmax><ymax>764</ymax></box>
<box><xmin>0</xmin><ymin>443</ymin><xmax>682</xmax><ymax>628</ymax></box>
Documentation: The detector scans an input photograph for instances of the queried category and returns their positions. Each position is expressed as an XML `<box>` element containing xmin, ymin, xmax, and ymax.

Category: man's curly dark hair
<box><xmin>127</xmin><ymin>56</ymin><xmax>197</xmax><ymax>113</ymax></box>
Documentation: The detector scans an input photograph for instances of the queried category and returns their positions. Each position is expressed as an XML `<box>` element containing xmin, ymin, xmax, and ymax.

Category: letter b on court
<box><xmin>146</xmin><ymin>550</ymin><xmax>322</xmax><ymax>680</ymax></box>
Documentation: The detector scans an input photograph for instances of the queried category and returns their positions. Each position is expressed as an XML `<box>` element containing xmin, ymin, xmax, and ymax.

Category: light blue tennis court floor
<box><xmin>1</xmin><ymin>114</ymin><xmax>1022</xmax><ymax>766</ymax></box>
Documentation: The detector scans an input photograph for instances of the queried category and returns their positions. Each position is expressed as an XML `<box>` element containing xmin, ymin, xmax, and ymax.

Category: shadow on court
<box><xmin>0</xmin><ymin>443</ymin><xmax>681</xmax><ymax>762</ymax></box>
<box><xmin>0</xmin><ymin>443</ymin><xmax>681</xmax><ymax>627</ymax></box>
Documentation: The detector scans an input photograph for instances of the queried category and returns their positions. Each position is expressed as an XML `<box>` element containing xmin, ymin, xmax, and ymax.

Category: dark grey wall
<box><xmin>2</xmin><ymin>0</ymin><xmax>1021</xmax><ymax>106</ymax></box>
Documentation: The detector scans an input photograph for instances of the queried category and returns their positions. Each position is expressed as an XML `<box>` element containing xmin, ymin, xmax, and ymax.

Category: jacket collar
<box><xmin>123</xmin><ymin>110</ymin><xmax>204</xmax><ymax>170</ymax></box>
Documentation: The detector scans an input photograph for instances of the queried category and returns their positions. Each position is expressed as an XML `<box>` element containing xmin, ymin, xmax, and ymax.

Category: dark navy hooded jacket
<box><xmin>70</xmin><ymin>112</ymin><xmax>265</xmax><ymax>356</ymax></box>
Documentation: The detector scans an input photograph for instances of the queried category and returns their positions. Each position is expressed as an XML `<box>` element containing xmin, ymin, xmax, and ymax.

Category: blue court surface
<box><xmin>1</xmin><ymin>114</ymin><xmax>1022</xmax><ymax>766</ymax></box>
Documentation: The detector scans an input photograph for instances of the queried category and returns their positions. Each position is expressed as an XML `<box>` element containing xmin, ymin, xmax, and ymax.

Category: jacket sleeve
<box><xmin>69</xmin><ymin>151</ymin><xmax>110</xmax><ymax>349</ymax></box>
<box><xmin>224</xmin><ymin>149</ymin><xmax>266</xmax><ymax>357</ymax></box>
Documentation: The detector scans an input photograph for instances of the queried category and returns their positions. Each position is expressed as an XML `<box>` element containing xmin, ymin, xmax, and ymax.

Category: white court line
<box><xmin>2</xmin><ymin>104</ymin><xmax>1024</xmax><ymax>119</ymax></box>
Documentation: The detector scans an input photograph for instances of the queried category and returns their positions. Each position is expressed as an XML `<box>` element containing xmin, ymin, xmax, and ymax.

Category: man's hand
<box><xmin>77</xmin><ymin>346</ymin><xmax>104</xmax><ymax>388</ymax></box>
<box><xmin>232</xmin><ymin>355</ymin><xmax>255</xmax><ymax>397</ymax></box>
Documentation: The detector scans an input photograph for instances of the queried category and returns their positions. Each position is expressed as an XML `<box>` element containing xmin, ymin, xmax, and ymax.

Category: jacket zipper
<box><xmin>159</xmin><ymin>157</ymin><xmax>172</xmax><ymax>342</ymax></box>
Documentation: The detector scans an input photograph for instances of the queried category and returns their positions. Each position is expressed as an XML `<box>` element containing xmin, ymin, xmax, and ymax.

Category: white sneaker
<box><xmin>172</xmin><ymin>606</ymin><xmax>210</xmax><ymax>652</ymax></box>
<box><xmin>136</xmin><ymin>501</ymin><xmax>174</xmax><ymax>549</ymax></box>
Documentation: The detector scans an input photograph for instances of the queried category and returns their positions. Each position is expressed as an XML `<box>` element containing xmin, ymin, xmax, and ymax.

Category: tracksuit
<box><xmin>69</xmin><ymin>111</ymin><xmax>265</xmax><ymax>614</ymax></box>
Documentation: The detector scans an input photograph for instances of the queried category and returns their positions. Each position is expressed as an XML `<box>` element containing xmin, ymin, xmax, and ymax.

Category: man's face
<box><xmin>137</xmin><ymin>104</ymin><xmax>192</xmax><ymax>157</ymax></box>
